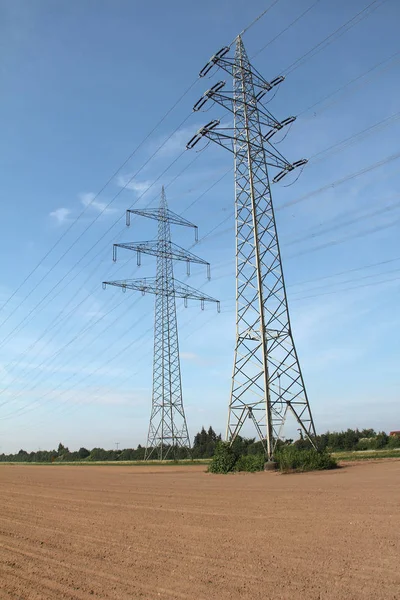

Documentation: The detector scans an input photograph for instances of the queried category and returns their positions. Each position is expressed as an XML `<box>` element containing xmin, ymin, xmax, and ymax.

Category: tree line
<box><xmin>0</xmin><ymin>427</ymin><xmax>399</xmax><ymax>463</ymax></box>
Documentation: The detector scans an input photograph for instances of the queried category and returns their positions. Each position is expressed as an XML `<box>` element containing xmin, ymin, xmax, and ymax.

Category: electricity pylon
<box><xmin>187</xmin><ymin>37</ymin><xmax>317</xmax><ymax>460</ymax></box>
<box><xmin>103</xmin><ymin>187</ymin><xmax>219</xmax><ymax>460</ymax></box>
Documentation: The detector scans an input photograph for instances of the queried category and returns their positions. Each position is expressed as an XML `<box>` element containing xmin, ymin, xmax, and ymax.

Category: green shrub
<box><xmin>374</xmin><ymin>431</ymin><xmax>389</xmax><ymax>449</ymax></box>
<box><xmin>208</xmin><ymin>441</ymin><xmax>237</xmax><ymax>474</ymax></box>
<box><xmin>276</xmin><ymin>447</ymin><xmax>337</xmax><ymax>473</ymax></box>
<box><xmin>234</xmin><ymin>453</ymin><xmax>265</xmax><ymax>472</ymax></box>
<box><xmin>356</xmin><ymin>438</ymin><xmax>375</xmax><ymax>451</ymax></box>
<box><xmin>387</xmin><ymin>435</ymin><xmax>400</xmax><ymax>449</ymax></box>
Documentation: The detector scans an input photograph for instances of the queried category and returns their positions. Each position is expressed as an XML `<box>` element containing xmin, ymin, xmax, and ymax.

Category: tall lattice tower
<box><xmin>103</xmin><ymin>187</ymin><xmax>219</xmax><ymax>460</ymax></box>
<box><xmin>187</xmin><ymin>37</ymin><xmax>317</xmax><ymax>460</ymax></box>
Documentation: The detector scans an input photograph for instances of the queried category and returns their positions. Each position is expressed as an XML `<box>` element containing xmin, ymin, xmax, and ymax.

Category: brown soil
<box><xmin>0</xmin><ymin>461</ymin><xmax>399</xmax><ymax>600</ymax></box>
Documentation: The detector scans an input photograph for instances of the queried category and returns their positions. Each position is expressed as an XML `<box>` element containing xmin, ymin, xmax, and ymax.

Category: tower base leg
<box><xmin>264</xmin><ymin>461</ymin><xmax>277</xmax><ymax>471</ymax></box>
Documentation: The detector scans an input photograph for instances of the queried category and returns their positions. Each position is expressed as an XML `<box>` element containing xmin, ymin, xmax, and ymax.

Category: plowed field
<box><xmin>0</xmin><ymin>461</ymin><xmax>399</xmax><ymax>599</ymax></box>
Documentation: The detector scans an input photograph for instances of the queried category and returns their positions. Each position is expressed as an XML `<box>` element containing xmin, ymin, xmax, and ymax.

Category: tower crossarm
<box><xmin>112</xmin><ymin>241</ymin><xmax>211</xmax><ymax>278</ymax></box>
<box><xmin>126</xmin><ymin>208</ymin><xmax>198</xmax><ymax>242</ymax></box>
<box><xmin>187</xmin><ymin>121</ymin><xmax>295</xmax><ymax>171</ymax></box>
<box><xmin>102</xmin><ymin>277</ymin><xmax>220</xmax><ymax>311</ymax></box>
<box><xmin>193</xmin><ymin>84</ymin><xmax>283</xmax><ymax>131</ymax></box>
<box><xmin>172</xmin><ymin>279</ymin><xmax>220</xmax><ymax>310</ymax></box>
<box><xmin>198</xmin><ymin>46</ymin><xmax>285</xmax><ymax>96</ymax></box>
<box><xmin>102</xmin><ymin>276</ymin><xmax>157</xmax><ymax>294</ymax></box>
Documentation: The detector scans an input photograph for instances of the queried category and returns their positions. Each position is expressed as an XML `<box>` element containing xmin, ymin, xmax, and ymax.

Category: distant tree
<box><xmin>360</xmin><ymin>428</ymin><xmax>376</xmax><ymax>439</ymax></box>
<box><xmin>89</xmin><ymin>448</ymin><xmax>106</xmax><ymax>461</ymax></box>
<box><xmin>57</xmin><ymin>443</ymin><xmax>70</xmax><ymax>459</ymax></box>
<box><xmin>134</xmin><ymin>444</ymin><xmax>146</xmax><ymax>460</ymax></box>
<box><xmin>374</xmin><ymin>431</ymin><xmax>389</xmax><ymax>449</ymax></box>
<box><xmin>207</xmin><ymin>426</ymin><xmax>217</xmax><ymax>442</ymax></box>
<box><xmin>342</xmin><ymin>429</ymin><xmax>360</xmax><ymax>451</ymax></box>
<box><xmin>387</xmin><ymin>434</ymin><xmax>400</xmax><ymax>449</ymax></box>
<box><xmin>192</xmin><ymin>426</ymin><xmax>221</xmax><ymax>458</ymax></box>
<box><xmin>118</xmin><ymin>448</ymin><xmax>133</xmax><ymax>460</ymax></box>
<box><xmin>78</xmin><ymin>447</ymin><xmax>90</xmax><ymax>459</ymax></box>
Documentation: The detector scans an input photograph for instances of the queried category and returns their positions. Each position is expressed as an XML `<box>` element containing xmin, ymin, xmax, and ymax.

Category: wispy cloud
<box><xmin>181</xmin><ymin>351</ymin><xmax>199</xmax><ymax>361</ymax></box>
<box><xmin>116</xmin><ymin>175</ymin><xmax>154</xmax><ymax>195</ymax></box>
<box><xmin>79</xmin><ymin>192</ymin><xmax>116</xmax><ymax>214</ymax></box>
<box><xmin>49</xmin><ymin>207</ymin><xmax>71</xmax><ymax>224</ymax></box>
<box><xmin>50</xmin><ymin>192</ymin><xmax>116</xmax><ymax>226</ymax></box>
<box><xmin>155</xmin><ymin>123</ymin><xmax>207</xmax><ymax>158</ymax></box>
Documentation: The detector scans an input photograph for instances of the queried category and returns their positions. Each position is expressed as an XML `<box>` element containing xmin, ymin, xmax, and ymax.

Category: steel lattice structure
<box><xmin>103</xmin><ymin>188</ymin><xmax>219</xmax><ymax>460</ymax></box>
<box><xmin>187</xmin><ymin>37</ymin><xmax>317</xmax><ymax>460</ymax></box>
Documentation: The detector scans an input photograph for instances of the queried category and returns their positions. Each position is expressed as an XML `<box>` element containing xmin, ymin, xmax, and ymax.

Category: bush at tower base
<box><xmin>208</xmin><ymin>441</ymin><xmax>338</xmax><ymax>474</ymax></box>
<box><xmin>207</xmin><ymin>442</ymin><xmax>238</xmax><ymax>473</ymax></box>
<box><xmin>234</xmin><ymin>453</ymin><xmax>265</xmax><ymax>472</ymax></box>
<box><xmin>275</xmin><ymin>447</ymin><xmax>337</xmax><ymax>473</ymax></box>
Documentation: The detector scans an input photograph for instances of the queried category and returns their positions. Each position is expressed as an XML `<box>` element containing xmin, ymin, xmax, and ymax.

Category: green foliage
<box><xmin>276</xmin><ymin>447</ymin><xmax>337</xmax><ymax>473</ymax></box>
<box><xmin>78</xmin><ymin>447</ymin><xmax>90</xmax><ymax>459</ymax></box>
<box><xmin>375</xmin><ymin>431</ymin><xmax>389</xmax><ymax>449</ymax></box>
<box><xmin>192</xmin><ymin>426</ymin><xmax>221</xmax><ymax>458</ymax></box>
<box><xmin>387</xmin><ymin>434</ymin><xmax>400</xmax><ymax>449</ymax></box>
<box><xmin>234</xmin><ymin>453</ymin><xmax>265</xmax><ymax>472</ymax></box>
<box><xmin>1</xmin><ymin>426</ymin><xmax>398</xmax><ymax>464</ymax></box>
<box><xmin>207</xmin><ymin>441</ymin><xmax>237</xmax><ymax>474</ymax></box>
<box><xmin>333</xmin><ymin>448</ymin><xmax>400</xmax><ymax>461</ymax></box>
<box><xmin>356</xmin><ymin>437</ymin><xmax>376</xmax><ymax>451</ymax></box>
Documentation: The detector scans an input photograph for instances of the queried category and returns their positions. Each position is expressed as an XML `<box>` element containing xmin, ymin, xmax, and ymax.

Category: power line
<box><xmin>291</xmin><ymin>272</ymin><xmax>400</xmax><ymax>302</ymax></box>
<box><xmin>231</xmin><ymin>0</ymin><xmax>283</xmax><ymax>47</ymax></box>
<box><xmin>308</xmin><ymin>111</ymin><xmax>400</xmax><ymax>163</ymax></box>
<box><xmin>0</xmin><ymin>81</ymin><xmax>200</xmax><ymax>318</ymax></box>
<box><xmin>3</xmin><ymin>300</ymin><xmax>213</xmax><ymax>429</ymax></box>
<box><xmin>297</xmin><ymin>49</ymin><xmax>400</xmax><ymax>118</ymax></box>
<box><xmin>285</xmin><ymin>215</ymin><xmax>400</xmax><ymax>261</ymax></box>
<box><xmin>0</xmin><ymin>149</ymin><xmax>219</xmax><ymax>379</ymax></box>
<box><xmin>291</xmin><ymin>266</ymin><xmax>400</xmax><ymax>296</ymax></box>
<box><xmin>0</xmin><ymin>297</ymin><xmax>148</xmax><ymax>420</ymax></box>
<box><xmin>1</xmin><ymin>2</ymin><xmax>394</xmax><ymax>372</ymax></box>
<box><xmin>0</xmin><ymin>149</ymin><xmax>207</xmax><ymax>374</ymax></box>
<box><xmin>0</xmin><ymin>120</ymin><xmax>214</xmax><ymax>360</ymax></box>
<box><xmin>0</xmin><ymin>8</ymin><xmax>277</xmax><ymax>370</ymax></box>
<box><xmin>181</xmin><ymin>162</ymin><xmax>400</xmax><ymax>254</ymax></box>
<box><xmin>251</xmin><ymin>0</ymin><xmax>322</xmax><ymax>59</ymax></box>
<box><xmin>0</xmin><ymin>195</ymin><xmax>233</xmax><ymax>419</ymax></box>
<box><xmin>0</xmin><ymin>157</ymin><xmax>230</xmax><ymax>409</ymax></box>
<box><xmin>282</xmin><ymin>0</ymin><xmax>388</xmax><ymax>76</ymax></box>
<box><xmin>2</xmin><ymin>292</ymin><xmax>212</xmax><ymax>424</ymax></box>
<box><xmin>0</xmin><ymin>113</ymin><xmax>192</xmax><ymax>335</ymax></box>
<box><xmin>0</xmin><ymin>289</ymin><xmax>130</xmax><ymax>409</ymax></box>
<box><xmin>0</xmin><ymin>173</ymin><xmax>230</xmax><ymax>412</ymax></box>
<box><xmin>14</xmin><ymin>114</ymin><xmax>395</xmax><ymax>367</ymax></box>
<box><xmin>278</xmin><ymin>151</ymin><xmax>400</xmax><ymax>211</ymax></box>
<box><xmin>288</xmin><ymin>255</ymin><xmax>400</xmax><ymax>288</ymax></box>
<box><xmin>284</xmin><ymin>196</ymin><xmax>400</xmax><ymax>247</ymax></box>
<box><xmin>2</xmin><ymin>3</ymin><xmax>398</xmax><ymax>435</ymax></box>
<box><xmin>0</xmin><ymin>146</ymin><xmax>186</xmax><ymax>352</ymax></box>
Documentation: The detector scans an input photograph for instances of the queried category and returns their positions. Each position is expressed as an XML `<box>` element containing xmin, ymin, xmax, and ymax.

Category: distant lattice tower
<box><xmin>103</xmin><ymin>187</ymin><xmax>219</xmax><ymax>460</ymax></box>
<box><xmin>187</xmin><ymin>37</ymin><xmax>317</xmax><ymax>460</ymax></box>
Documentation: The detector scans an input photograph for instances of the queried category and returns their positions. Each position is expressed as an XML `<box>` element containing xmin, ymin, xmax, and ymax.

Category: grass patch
<box><xmin>234</xmin><ymin>454</ymin><xmax>265</xmax><ymax>472</ymax></box>
<box><xmin>333</xmin><ymin>448</ymin><xmax>400</xmax><ymax>462</ymax></box>
<box><xmin>275</xmin><ymin>447</ymin><xmax>337</xmax><ymax>473</ymax></box>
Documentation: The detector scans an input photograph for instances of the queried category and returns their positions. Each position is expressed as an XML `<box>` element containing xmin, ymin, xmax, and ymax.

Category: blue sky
<box><xmin>0</xmin><ymin>0</ymin><xmax>399</xmax><ymax>453</ymax></box>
